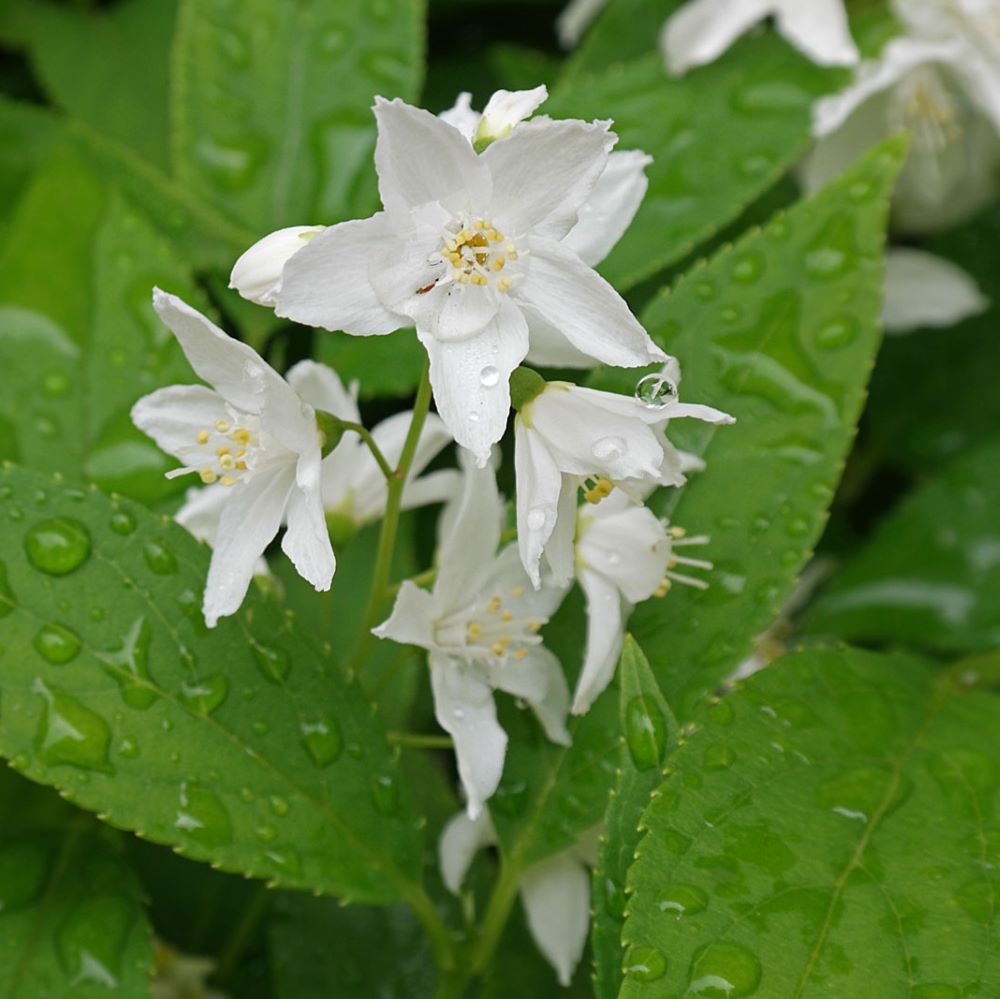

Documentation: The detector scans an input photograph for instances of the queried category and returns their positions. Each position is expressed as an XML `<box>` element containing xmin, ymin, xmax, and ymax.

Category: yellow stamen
<box><xmin>197</xmin><ymin>429</ymin><xmax>210</xmax><ymax>445</ymax></box>
<box><xmin>214</xmin><ymin>419</ymin><xmax>230</xmax><ymax>433</ymax></box>
<box><xmin>200</xmin><ymin>469</ymin><xmax>217</xmax><ymax>485</ymax></box>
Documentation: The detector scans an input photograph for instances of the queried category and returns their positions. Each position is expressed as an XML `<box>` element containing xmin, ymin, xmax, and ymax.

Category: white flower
<box><xmin>131</xmin><ymin>289</ymin><xmax>334</xmax><ymax>627</ymax></box>
<box><xmin>374</xmin><ymin>454</ymin><xmax>571</xmax><ymax>818</ymax></box>
<box><xmin>265</xmin><ymin>96</ymin><xmax>664</xmax><ymax>464</ymax></box>
<box><xmin>574</xmin><ymin>494</ymin><xmax>712</xmax><ymax>713</ymax></box>
<box><xmin>174</xmin><ymin>485</ymin><xmax>271</xmax><ymax>578</ymax></box>
<box><xmin>152</xmin><ymin>940</ymin><xmax>226</xmax><ymax>999</ymax></box>
<box><xmin>513</xmin><ymin>373</ymin><xmax>732</xmax><ymax>589</ymax></box>
<box><xmin>883</xmin><ymin>247</ymin><xmax>988</xmax><ymax>333</ymax></box>
<box><xmin>555</xmin><ymin>0</ymin><xmax>608</xmax><ymax>48</ymax></box>
<box><xmin>661</xmin><ymin>0</ymin><xmax>858</xmax><ymax>77</ymax></box>
<box><xmin>806</xmin><ymin>17</ymin><xmax>1000</xmax><ymax>233</ymax></box>
<box><xmin>440</xmin><ymin>810</ymin><xmax>600</xmax><ymax>986</ymax></box>
<box><xmin>230</xmin><ymin>226</ymin><xmax>325</xmax><ymax>305</ymax></box>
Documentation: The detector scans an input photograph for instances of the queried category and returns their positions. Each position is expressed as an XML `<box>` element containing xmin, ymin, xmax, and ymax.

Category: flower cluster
<box><xmin>132</xmin><ymin>85</ymin><xmax>732</xmax><ymax>984</ymax></box>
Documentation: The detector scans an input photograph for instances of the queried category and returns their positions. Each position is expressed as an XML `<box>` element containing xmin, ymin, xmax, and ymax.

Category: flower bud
<box><xmin>229</xmin><ymin>226</ymin><xmax>324</xmax><ymax>306</ymax></box>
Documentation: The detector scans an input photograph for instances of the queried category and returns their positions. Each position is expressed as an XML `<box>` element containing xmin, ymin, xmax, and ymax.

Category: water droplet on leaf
<box><xmin>24</xmin><ymin>518</ymin><xmax>91</xmax><ymax>576</ymax></box>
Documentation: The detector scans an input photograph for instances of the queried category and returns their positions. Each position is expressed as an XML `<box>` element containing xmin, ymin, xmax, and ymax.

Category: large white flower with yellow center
<box><xmin>131</xmin><ymin>290</ymin><xmax>334</xmax><ymax>626</ymax></box>
<box><xmin>374</xmin><ymin>455</ymin><xmax>570</xmax><ymax>818</ymax></box>
<box><xmin>252</xmin><ymin>96</ymin><xmax>663</xmax><ymax>464</ymax></box>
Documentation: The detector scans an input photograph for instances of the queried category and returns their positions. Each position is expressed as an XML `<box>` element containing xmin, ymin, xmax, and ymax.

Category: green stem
<box><xmin>340</xmin><ymin>421</ymin><xmax>394</xmax><ymax>481</ymax></box>
<box><xmin>402</xmin><ymin>882</ymin><xmax>457</xmax><ymax>979</ymax></box>
<box><xmin>215</xmin><ymin>883</ymin><xmax>270</xmax><ymax>983</ymax></box>
<box><xmin>387</xmin><ymin>731</ymin><xmax>454</xmax><ymax>749</ymax></box>
<box><xmin>348</xmin><ymin>356</ymin><xmax>433</xmax><ymax>677</ymax></box>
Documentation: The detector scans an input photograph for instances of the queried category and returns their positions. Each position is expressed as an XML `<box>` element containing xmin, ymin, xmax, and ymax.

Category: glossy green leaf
<box><xmin>548</xmin><ymin>41</ymin><xmax>838</xmax><ymax>291</ymax></box>
<box><xmin>621</xmin><ymin>647</ymin><xmax>1000</xmax><ymax>996</ymax></box>
<box><xmin>591</xmin><ymin>636</ymin><xmax>677</xmax><ymax>999</ymax></box>
<box><xmin>807</xmin><ymin>439</ymin><xmax>1000</xmax><ymax>654</ymax></box>
<box><xmin>592</xmin><ymin>137</ymin><xmax>905</xmax><ymax>720</ymax></box>
<box><xmin>315</xmin><ymin>329</ymin><xmax>428</xmax><ymax>401</ymax></box>
<box><xmin>0</xmin><ymin>464</ymin><xmax>423</xmax><ymax>904</ymax></box>
<box><xmin>0</xmin><ymin>767</ymin><xmax>154</xmax><ymax>996</ymax></box>
<box><xmin>0</xmin><ymin>0</ymin><xmax>177</xmax><ymax>163</ymax></box>
<box><xmin>0</xmin><ymin>146</ymin><xmax>212</xmax><ymax>503</ymax></box>
<box><xmin>171</xmin><ymin>0</ymin><xmax>424</xmax><ymax>233</ymax></box>
<box><xmin>0</xmin><ymin>96</ymin><xmax>58</xmax><ymax>245</ymax></box>
<box><xmin>269</xmin><ymin>894</ymin><xmax>435</xmax><ymax>998</ymax></box>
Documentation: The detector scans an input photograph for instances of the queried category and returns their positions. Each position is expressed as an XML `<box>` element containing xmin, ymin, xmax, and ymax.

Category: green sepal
<box><xmin>509</xmin><ymin>367</ymin><xmax>546</xmax><ymax>413</ymax></box>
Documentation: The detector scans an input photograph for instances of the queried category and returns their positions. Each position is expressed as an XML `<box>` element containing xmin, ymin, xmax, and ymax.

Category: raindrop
<box><xmin>694</xmin><ymin>281</ymin><xmax>716</xmax><ymax>301</ymax></box>
<box><xmin>251</xmin><ymin>720</ymin><xmax>270</xmax><ymax>736</ymax></box>
<box><xmin>33</xmin><ymin>678</ymin><xmax>113</xmax><ymax>772</ymax></box>
<box><xmin>42</xmin><ymin>371</ymin><xmax>70</xmax><ymax>397</ymax></box>
<box><xmin>526</xmin><ymin>507</ymin><xmax>546</xmax><ymax>531</ymax></box>
<box><xmin>101</xmin><ymin>618</ymin><xmax>157</xmax><ymax>710</ymax></box>
<box><xmin>263</xmin><ymin>846</ymin><xmax>302</xmax><ymax>878</ymax></box>
<box><xmin>603</xmin><ymin>877</ymin><xmax>625</xmax><ymax>919</ymax></box>
<box><xmin>703</xmin><ymin>744</ymin><xmax>735</xmax><ymax>770</ymax></box>
<box><xmin>732</xmin><ymin>251</ymin><xmax>764</xmax><ymax>283</ymax></box>
<box><xmin>24</xmin><ymin>518</ymin><xmax>91</xmax><ymax>576</ymax></box>
<box><xmin>370</xmin><ymin>773</ymin><xmax>400</xmax><ymax>815</ymax></box>
<box><xmin>117</xmin><ymin>737</ymin><xmax>140</xmax><ymax>759</ymax></box>
<box><xmin>179</xmin><ymin>675</ymin><xmax>229</xmax><ymax>715</ymax></box>
<box><xmin>255</xmin><ymin>824</ymin><xmax>278</xmax><ymax>843</ymax></box>
<box><xmin>479</xmin><ymin>365</ymin><xmax>500</xmax><ymax>388</ymax></box>
<box><xmin>805</xmin><ymin>247</ymin><xmax>848</xmax><ymax>280</ymax></box>
<box><xmin>625</xmin><ymin>695</ymin><xmax>668</xmax><ymax>771</ymax></box>
<box><xmin>33</xmin><ymin>623</ymin><xmax>82</xmax><ymax>666</ymax></box>
<box><xmin>142</xmin><ymin>541</ymin><xmax>177</xmax><ymax>575</ymax></box>
<box><xmin>269</xmin><ymin>795</ymin><xmax>290</xmax><ymax>817</ymax></box>
<box><xmin>56</xmin><ymin>895</ymin><xmax>131</xmax><ymax>989</ymax></box>
<box><xmin>687</xmin><ymin>942</ymin><xmax>761</xmax><ymax>996</ymax></box>
<box><xmin>175</xmin><ymin>782</ymin><xmax>233</xmax><ymax>847</ymax></box>
<box><xmin>108</xmin><ymin>509</ymin><xmax>137</xmax><ymax>536</ymax></box>
<box><xmin>656</xmin><ymin>883</ymin><xmax>708</xmax><ymax>918</ymax></box>
<box><xmin>816</xmin><ymin>315</ymin><xmax>860</xmax><ymax>349</ymax></box>
<box><xmin>253</xmin><ymin>642</ymin><xmax>290</xmax><ymax>683</ymax></box>
<box><xmin>300</xmin><ymin>716</ymin><xmax>342</xmax><ymax>766</ymax></box>
<box><xmin>634</xmin><ymin>373</ymin><xmax>677</xmax><ymax>410</ymax></box>
<box><xmin>622</xmin><ymin>946</ymin><xmax>667</xmax><ymax>983</ymax></box>
<box><xmin>592</xmin><ymin>436</ymin><xmax>626</xmax><ymax>463</ymax></box>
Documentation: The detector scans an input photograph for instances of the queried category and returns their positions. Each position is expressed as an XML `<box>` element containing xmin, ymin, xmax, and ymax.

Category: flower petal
<box><xmin>516</xmin><ymin>237</ymin><xmax>665</xmax><ymax>367</ymax></box>
<box><xmin>373</xmin><ymin>579</ymin><xmax>437</xmax><ymax>651</ymax></box>
<box><xmin>578</xmin><ymin>501</ymin><xmax>669</xmax><ymax>602</ymax></box>
<box><xmin>519</xmin><ymin>851</ymin><xmax>590</xmax><ymax>987</ymax></box>
<box><xmin>203</xmin><ymin>467</ymin><xmax>296</xmax><ymax>627</ymax></box>
<box><xmin>229</xmin><ymin>226</ymin><xmax>325</xmax><ymax>305</ymax></box>
<box><xmin>418</xmin><ymin>298</ymin><xmax>528</xmax><ymax>464</ymax></box>
<box><xmin>274</xmin><ymin>214</ymin><xmax>404</xmax><ymax>335</ymax></box>
<box><xmin>399</xmin><ymin>468</ymin><xmax>462</xmax><ymax>514</ymax></box>
<box><xmin>374</xmin><ymin>97</ymin><xmax>491</xmax><ymax>214</ymax></box>
<box><xmin>285</xmin><ymin>360</ymin><xmax>361</xmax><ymax>423</ymax></box>
<box><xmin>883</xmin><ymin>248</ymin><xmax>989</xmax><ymax>333</ymax></box>
<box><xmin>438</xmin><ymin>810</ymin><xmax>497</xmax><ymax>895</ymax></box>
<box><xmin>774</xmin><ymin>0</ymin><xmax>859</xmax><ymax>67</ymax></box>
<box><xmin>430</xmin><ymin>657</ymin><xmax>508</xmax><ymax>819</ymax></box>
<box><xmin>563</xmin><ymin>149</ymin><xmax>652</xmax><ymax>267</ymax></box>
<box><xmin>483</xmin><ymin>117</ymin><xmax>615</xmax><ymax>240</ymax></box>
<box><xmin>490</xmin><ymin>645</ymin><xmax>571</xmax><ymax>746</ymax></box>
<box><xmin>477</xmin><ymin>86</ymin><xmax>548</xmax><ymax>142</ymax></box>
<box><xmin>439</xmin><ymin>91</ymin><xmax>480</xmax><ymax>142</ymax></box>
<box><xmin>543</xmin><ymin>474</ymin><xmax>580</xmax><ymax>588</ymax></box>
<box><xmin>573</xmin><ymin>568</ymin><xmax>626</xmax><ymax>714</ymax></box>
<box><xmin>281</xmin><ymin>450</ymin><xmax>336</xmax><ymax>591</ymax></box>
<box><xmin>515</xmin><ymin>421</ymin><xmax>563</xmax><ymax>588</ymax></box>
<box><xmin>660</xmin><ymin>0</ymin><xmax>771</xmax><ymax>76</ymax></box>
<box><xmin>555</xmin><ymin>0</ymin><xmax>608</xmax><ymax>48</ymax></box>
<box><xmin>522</xmin><ymin>306</ymin><xmax>600</xmax><ymax>368</ymax></box>
<box><xmin>131</xmin><ymin>384</ymin><xmax>227</xmax><ymax>462</ymax></box>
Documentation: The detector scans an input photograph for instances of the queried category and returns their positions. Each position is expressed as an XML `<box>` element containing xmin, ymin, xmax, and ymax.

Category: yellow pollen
<box><xmin>220</xmin><ymin>454</ymin><xmax>236</xmax><ymax>470</ymax></box>
<box><xmin>473</xmin><ymin>219</ymin><xmax>486</xmax><ymax>230</ymax></box>
<box><xmin>233</xmin><ymin>428</ymin><xmax>252</xmax><ymax>445</ymax></box>
<box><xmin>486</xmin><ymin>595</ymin><xmax>502</xmax><ymax>614</ymax></box>
<box><xmin>214</xmin><ymin>419</ymin><xmax>230</xmax><ymax>433</ymax></box>
<box><xmin>501</xmin><ymin>610</ymin><xmax>513</xmax><ymax>622</ymax></box>
<box><xmin>471</xmin><ymin>274</ymin><xmax>487</xmax><ymax>286</ymax></box>
<box><xmin>513</xmin><ymin>648</ymin><xmax>527</xmax><ymax>660</ymax></box>
<box><xmin>491</xmin><ymin>641</ymin><xmax>508</xmax><ymax>656</ymax></box>
<box><xmin>200</xmin><ymin>469</ymin><xmax>217</xmax><ymax>485</ymax></box>
<box><xmin>491</xmin><ymin>257</ymin><xmax>506</xmax><ymax>271</ymax></box>
<box><xmin>510</xmin><ymin>586</ymin><xmax>524</xmax><ymax>597</ymax></box>
<box><xmin>219</xmin><ymin>474</ymin><xmax>236</xmax><ymax>487</ymax></box>
<box><xmin>497</xmin><ymin>277</ymin><xmax>512</xmax><ymax>293</ymax></box>
<box><xmin>235</xmin><ymin>461</ymin><xmax>247</xmax><ymax>471</ymax></box>
<box><xmin>528</xmin><ymin>621</ymin><xmax>542</xmax><ymax>634</ymax></box>
<box><xmin>197</xmin><ymin>429</ymin><xmax>210</xmax><ymax>444</ymax></box>
<box><xmin>459</xmin><ymin>228</ymin><xmax>473</xmax><ymax>242</ymax></box>
<box><xmin>216</xmin><ymin>447</ymin><xmax>230</xmax><ymax>457</ymax></box>
<box><xmin>458</xmin><ymin>273</ymin><xmax>470</xmax><ymax>284</ymax></box>
<box><xmin>668</xmin><ymin>526</ymin><xmax>687</xmax><ymax>539</ymax></box>
<box><xmin>445</xmin><ymin>237</ymin><xmax>458</xmax><ymax>252</ymax></box>
<box><xmin>655</xmin><ymin>578</ymin><xmax>672</xmax><ymax>598</ymax></box>
<box><xmin>467</xmin><ymin>622</ymin><xmax>482</xmax><ymax>640</ymax></box>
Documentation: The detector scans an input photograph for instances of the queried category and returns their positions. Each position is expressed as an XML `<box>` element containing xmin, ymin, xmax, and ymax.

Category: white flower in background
<box><xmin>555</xmin><ymin>0</ymin><xmax>608</xmax><ymax>48</ymax></box>
<box><xmin>661</xmin><ymin>0</ymin><xmax>858</xmax><ymax>77</ymax></box>
<box><xmin>440</xmin><ymin>810</ymin><xmax>600</xmax><ymax>986</ymax></box>
<box><xmin>229</xmin><ymin>225</ymin><xmax>325</xmax><ymax>305</ymax></box>
<box><xmin>261</xmin><ymin>96</ymin><xmax>663</xmax><ymax>464</ymax></box>
<box><xmin>152</xmin><ymin>940</ymin><xmax>226</xmax><ymax>999</ymax></box>
<box><xmin>374</xmin><ymin>454</ymin><xmax>571</xmax><ymax>818</ymax></box>
<box><xmin>573</xmin><ymin>493</ymin><xmax>713</xmax><ymax>714</ymax></box>
<box><xmin>806</xmin><ymin>4</ymin><xmax>1000</xmax><ymax>233</ymax></box>
<box><xmin>513</xmin><ymin>369</ymin><xmax>732</xmax><ymax>589</ymax></box>
<box><xmin>883</xmin><ymin>248</ymin><xmax>989</xmax><ymax>334</ymax></box>
<box><xmin>439</xmin><ymin>87</ymin><xmax>655</xmax><ymax>368</ymax></box>
<box><xmin>131</xmin><ymin>289</ymin><xmax>334</xmax><ymax>627</ymax></box>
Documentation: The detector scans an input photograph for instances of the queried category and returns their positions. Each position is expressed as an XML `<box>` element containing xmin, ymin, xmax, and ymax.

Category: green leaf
<box><xmin>548</xmin><ymin>41</ymin><xmax>838</xmax><ymax>291</ymax></box>
<box><xmin>807</xmin><ymin>439</ymin><xmax>1000</xmax><ymax>654</ymax></box>
<box><xmin>0</xmin><ymin>464</ymin><xmax>423</xmax><ymax>904</ymax></box>
<box><xmin>0</xmin><ymin>767</ymin><xmax>154</xmax><ymax>996</ymax></box>
<box><xmin>591</xmin><ymin>636</ymin><xmax>677</xmax><ymax>999</ymax></box>
<box><xmin>0</xmin><ymin>146</ymin><xmax>213</xmax><ymax>503</ymax></box>
<box><xmin>0</xmin><ymin>0</ymin><xmax>177</xmax><ymax>163</ymax></box>
<box><xmin>171</xmin><ymin>0</ymin><xmax>425</xmax><ymax>233</ymax></box>
<box><xmin>268</xmin><ymin>894</ymin><xmax>435</xmax><ymax>998</ymax></box>
<box><xmin>592</xmin><ymin>137</ymin><xmax>906</xmax><ymax>721</ymax></box>
<box><xmin>0</xmin><ymin>96</ymin><xmax>58</xmax><ymax>246</ymax></box>
<box><xmin>315</xmin><ymin>328</ymin><xmax>428</xmax><ymax>401</ymax></box>
<box><xmin>620</xmin><ymin>647</ymin><xmax>1000</xmax><ymax>996</ymax></box>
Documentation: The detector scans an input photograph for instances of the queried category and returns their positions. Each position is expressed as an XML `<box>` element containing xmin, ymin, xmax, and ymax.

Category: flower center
<box><xmin>892</xmin><ymin>67</ymin><xmax>964</xmax><ymax>153</ymax></box>
<box><xmin>438</xmin><ymin>218</ymin><xmax>519</xmax><ymax>293</ymax></box>
<box><xmin>170</xmin><ymin>412</ymin><xmax>262</xmax><ymax>487</ymax></box>
<box><xmin>436</xmin><ymin>585</ymin><xmax>545</xmax><ymax>660</ymax></box>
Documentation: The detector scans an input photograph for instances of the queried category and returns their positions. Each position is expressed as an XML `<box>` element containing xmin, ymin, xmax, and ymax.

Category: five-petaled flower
<box><xmin>374</xmin><ymin>453</ymin><xmax>571</xmax><ymax>817</ymax></box>
<box><xmin>244</xmin><ymin>95</ymin><xmax>664</xmax><ymax>464</ymax></box>
<box><xmin>131</xmin><ymin>289</ymin><xmax>335</xmax><ymax>627</ymax></box>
